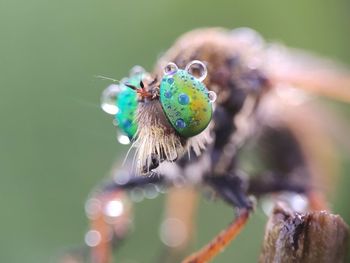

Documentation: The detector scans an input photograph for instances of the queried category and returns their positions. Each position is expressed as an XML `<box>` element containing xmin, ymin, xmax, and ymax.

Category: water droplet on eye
<box><xmin>208</xmin><ymin>91</ymin><xmax>217</xmax><ymax>103</ymax></box>
<box><xmin>117</xmin><ymin>131</ymin><xmax>131</xmax><ymax>145</ymax></box>
<box><xmin>164</xmin><ymin>62</ymin><xmax>178</xmax><ymax>76</ymax></box>
<box><xmin>175</xmin><ymin>118</ymin><xmax>186</xmax><ymax>129</ymax></box>
<box><xmin>101</xmin><ymin>84</ymin><xmax>121</xmax><ymax>115</ymax></box>
<box><xmin>129</xmin><ymin>65</ymin><xmax>145</xmax><ymax>76</ymax></box>
<box><xmin>178</xmin><ymin>93</ymin><xmax>190</xmax><ymax>105</ymax></box>
<box><xmin>185</xmin><ymin>60</ymin><xmax>207</xmax><ymax>82</ymax></box>
<box><xmin>164</xmin><ymin>90</ymin><xmax>172</xmax><ymax>98</ymax></box>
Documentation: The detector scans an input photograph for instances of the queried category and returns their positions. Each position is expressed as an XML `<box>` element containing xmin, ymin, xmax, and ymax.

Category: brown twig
<box><xmin>259</xmin><ymin>203</ymin><xmax>349</xmax><ymax>263</ymax></box>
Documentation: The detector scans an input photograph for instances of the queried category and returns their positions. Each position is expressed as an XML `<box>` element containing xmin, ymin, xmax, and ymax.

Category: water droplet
<box><xmin>178</xmin><ymin>93</ymin><xmax>190</xmax><ymax>105</ymax></box>
<box><xmin>164</xmin><ymin>62</ymin><xmax>178</xmax><ymax>76</ymax></box>
<box><xmin>185</xmin><ymin>60</ymin><xmax>207</xmax><ymax>82</ymax></box>
<box><xmin>129</xmin><ymin>187</ymin><xmax>144</xmax><ymax>202</ymax></box>
<box><xmin>85</xmin><ymin>230</ymin><xmax>102</xmax><ymax>247</ymax></box>
<box><xmin>101</xmin><ymin>84</ymin><xmax>121</xmax><ymax>115</ymax></box>
<box><xmin>113</xmin><ymin>171</ymin><xmax>130</xmax><ymax>185</ymax></box>
<box><xmin>144</xmin><ymin>184</ymin><xmax>158</xmax><ymax>199</ymax></box>
<box><xmin>129</xmin><ymin>65</ymin><xmax>145</xmax><ymax>76</ymax></box>
<box><xmin>156</xmin><ymin>184</ymin><xmax>167</xmax><ymax>194</ymax></box>
<box><xmin>164</xmin><ymin>90</ymin><xmax>172</xmax><ymax>98</ymax></box>
<box><xmin>175</xmin><ymin>118</ymin><xmax>186</xmax><ymax>129</ymax></box>
<box><xmin>208</xmin><ymin>91</ymin><xmax>217</xmax><ymax>103</ymax></box>
<box><xmin>117</xmin><ymin>132</ymin><xmax>131</xmax><ymax>145</ymax></box>
<box><xmin>85</xmin><ymin>198</ymin><xmax>102</xmax><ymax>219</ymax></box>
<box><xmin>159</xmin><ymin>218</ymin><xmax>187</xmax><ymax>247</ymax></box>
<box><xmin>104</xmin><ymin>200</ymin><xmax>124</xmax><ymax>218</ymax></box>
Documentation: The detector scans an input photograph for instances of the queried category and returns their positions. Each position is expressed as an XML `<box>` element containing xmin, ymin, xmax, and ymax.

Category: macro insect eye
<box><xmin>160</xmin><ymin>61</ymin><xmax>216</xmax><ymax>138</ymax></box>
<box><xmin>101</xmin><ymin>66</ymin><xmax>147</xmax><ymax>143</ymax></box>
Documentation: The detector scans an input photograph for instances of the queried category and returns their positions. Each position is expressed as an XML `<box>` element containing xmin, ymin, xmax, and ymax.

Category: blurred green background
<box><xmin>0</xmin><ymin>0</ymin><xmax>349</xmax><ymax>262</ymax></box>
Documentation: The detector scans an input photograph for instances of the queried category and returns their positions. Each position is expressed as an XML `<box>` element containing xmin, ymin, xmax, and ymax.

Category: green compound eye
<box><xmin>160</xmin><ymin>61</ymin><xmax>217</xmax><ymax>138</ymax></box>
<box><xmin>101</xmin><ymin>66</ymin><xmax>146</xmax><ymax>143</ymax></box>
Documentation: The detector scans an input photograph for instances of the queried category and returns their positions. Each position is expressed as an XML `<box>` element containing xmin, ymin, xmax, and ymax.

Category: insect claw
<box><xmin>142</xmin><ymin>153</ymin><xmax>160</xmax><ymax>173</ymax></box>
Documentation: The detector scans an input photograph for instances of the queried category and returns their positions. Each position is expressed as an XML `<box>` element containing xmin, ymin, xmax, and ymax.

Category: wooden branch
<box><xmin>259</xmin><ymin>203</ymin><xmax>349</xmax><ymax>263</ymax></box>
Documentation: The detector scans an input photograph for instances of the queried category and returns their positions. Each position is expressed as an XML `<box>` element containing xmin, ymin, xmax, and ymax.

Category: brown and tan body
<box><xmin>66</xmin><ymin>28</ymin><xmax>350</xmax><ymax>263</ymax></box>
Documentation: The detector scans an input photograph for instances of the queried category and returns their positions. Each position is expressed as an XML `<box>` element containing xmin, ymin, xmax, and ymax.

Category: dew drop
<box><xmin>117</xmin><ymin>131</ymin><xmax>131</xmax><ymax>145</ymax></box>
<box><xmin>164</xmin><ymin>90</ymin><xmax>172</xmax><ymax>98</ymax></box>
<box><xmin>101</xmin><ymin>84</ymin><xmax>121</xmax><ymax>115</ymax></box>
<box><xmin>175</xmin><ymin>118</ymin><xmax>186</xmax><ymax>129</ymax></box>
<box><xmin>130</xmin><ymin>187</ymin><xmax>144</xmax><ymax>202</ymax></box>
<box><xmin>159</xmin><ymin>218</ymin><xmax>187</xmax><ymax>247</ymax></box>
<box><xmin>208</xmin><ymin>91</ymin><xmax>217</xmax><ymax>103</ymax></box>
<box><xmin>144</xmin><ymin>183</ymin><xmax>158</xmax><ymax>199</ymax></box>
<box><xmin>185</xmin><ymin>60</ymin><xmax>207</xmax><ymax>82</ymax></box>
<box><xmin>104</xmin><ymin>200</ymin><xmax>124</xmax><ymax>218</ymax></box>
<box><xmin>129</xmin><ymin>65</ymin><xmax>145</xmax><ymax>76</ymax></box>
<box><xmin>85</xmin><ymin>230</ymin><xmax>101</xmax><ymax>247</ymax></box>
<box><xmin>178</xmin><ymin>93</ymin><xmax>190</xmax><ymax>105</ymax></box>
<box><xmin>164</xmin><ymin>62</ymin><xmax>178</xmax><ymax>76</ymax></box>
<box><xmin>85</xmin><ymin>198</ymin><xmax>102</xmax><ymax>219</ymax></box>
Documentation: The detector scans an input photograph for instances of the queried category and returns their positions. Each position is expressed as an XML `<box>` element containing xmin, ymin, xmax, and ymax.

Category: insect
<box><xmin>64</xmin><ymin>28</ymin><xmax>350</xmax><ymax>263</ymax></box>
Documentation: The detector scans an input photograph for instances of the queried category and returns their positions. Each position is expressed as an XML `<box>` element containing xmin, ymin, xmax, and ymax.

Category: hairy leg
<box><xmin>182</xmin><ymin>173</ymin><xmax>253</xmax><ymax>263</ymax></box>
<box><xmin>86</xmin><ymin>173</ymin><xmax>165</xmax><ymax>263</ymax></box>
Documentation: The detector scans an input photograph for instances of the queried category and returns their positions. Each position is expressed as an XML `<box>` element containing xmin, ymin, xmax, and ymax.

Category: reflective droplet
<box><xmin>175</xmin><ymin>118</ymin><xmax>186</xmax><ymax>129</ymax></box>
<box><xmin>164</xmin><ymin>90</ymin><xmax>172</xmax><ymax>98</ymax></box>
<box><xmin>208</xmin><ymin>91</ymin><xmax>217</xmax><ymax>103</ymax></box>
<box><xmin>85</xmin><ymin>230</ymin><xmax>101</xmax><ymax>247</ymax></box>
<box><xmin>101</xmin><ymin>84</ymin><xmax>121</xmax><ymax>115</ymax></box>
<box><xmin>85</xmin><ymin>198</ymin><xmax>102</xmax><ymax>219</ymax></box>
<box><xmin>155</xmin><ymin>184</ymin><xmax>167</xmax><ymax>194</ymax></box>
<box><xmin>113</xmin><ymin>171</ymin><xmax>130</xmax><ymax>185</ymax></box>
<box><xmin>185</xmin><ymin>60</ymin><xmax>207</xmax><ymax>82</ymax></box>
<box><xmin>104</xmin><ymin>200</ymin><xmax>124</xmax><ymax>218</ymax></box>
<box><xmin>129</xmin><ymin>65</ymin><xmax>145</xmax><ymax>76</ymax></box>
<box><xmin>129</xmin><ymin>187</ymin><xmax>144</xmax><ymax>202</ymax></box>
<box><xmin>144</xmin><ymin>184</ymin><xmax>158</xmax><ymax>199</ymax></box>
<box><xmin>160</xmin><ymin>218</ymin><xmax>187</xmax><ymax>247</ymax></box>
<box><xmin>178</xmin><ymin>93</ymin><xmax>190</xmax><ymax>105</ymax></box>
<box><xmin>117</xmin><ymin>131</ymin><xmax>131</xmax><ymax>145</ymax></box>
<box><xmin>164</xmin><ymin>62</ymin><xmax>178</xmax><ymax>76</ymax></box>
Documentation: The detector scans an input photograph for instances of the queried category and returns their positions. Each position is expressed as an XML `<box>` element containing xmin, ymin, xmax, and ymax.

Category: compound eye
<box><xmin>160</xmin><ymin>61</ymin><xmax>216</xmax><ymax>138</ymax></box>
<box><xmin>114</xmin><ymin>83</ymin><xmax>138</xmax><ymax>140</ymax></box>
<box><xmin>101</xmin><ymin>69</ymin><xmax>146</xmax><ymax>141</ymax></box>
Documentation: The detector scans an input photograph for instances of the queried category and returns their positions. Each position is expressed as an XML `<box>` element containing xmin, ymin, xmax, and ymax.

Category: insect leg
<box><xmin>182</xmin><ymin>173</ymin><xmax>253</xmax><ymax>263</ymax></box>
<box><xmin>248</xmin><ymin>126</ymin><xmax>328</xmax><ymax>211</ymax></box>
<box><xmin>159</xmin><ymin>186</ymin><xmax>199</xmax><ymax>263</ymax></box>
<box><xmin>86</xmin><ymin>173</ymin><xmax>165</xmax><ymax>263</ymax></box>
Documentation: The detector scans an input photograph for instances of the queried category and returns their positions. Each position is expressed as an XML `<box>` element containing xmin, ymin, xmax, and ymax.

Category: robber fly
<box><xmin>61</xmin><ymin>28</ymin><xmax>350</xmax><ymax>263</ymax></box>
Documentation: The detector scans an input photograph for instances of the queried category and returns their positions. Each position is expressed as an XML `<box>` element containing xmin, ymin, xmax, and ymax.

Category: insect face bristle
<box><xmin>132</xmin><ymin>100</ymin><xmax>182</xmax><ymax>173</ymax></box>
